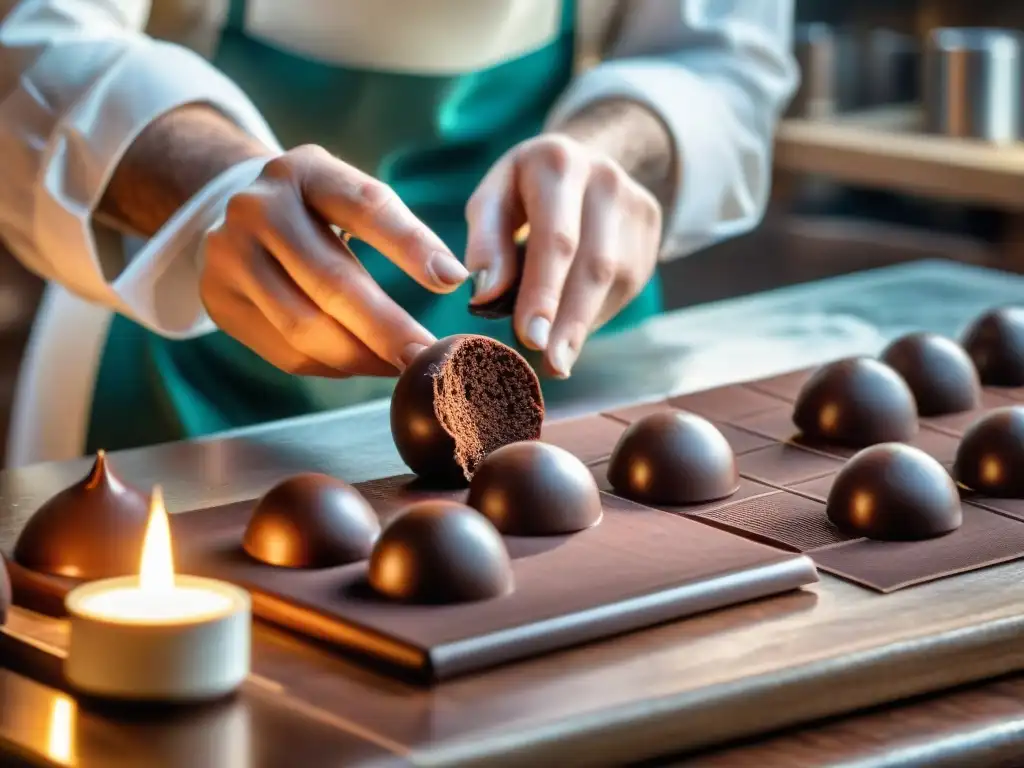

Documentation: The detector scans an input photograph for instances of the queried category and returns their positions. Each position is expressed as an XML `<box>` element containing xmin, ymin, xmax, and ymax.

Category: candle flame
<box><xmin>139</xmin><ymin>485</ymin><xmax>175</xmax><ymax>593</ymax></box>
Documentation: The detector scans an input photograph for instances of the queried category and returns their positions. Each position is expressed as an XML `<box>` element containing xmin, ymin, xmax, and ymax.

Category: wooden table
<box><xmin>4</xmin><ymin>260</ymin><xmax>1024</xmax><ymax>767</ymax></box>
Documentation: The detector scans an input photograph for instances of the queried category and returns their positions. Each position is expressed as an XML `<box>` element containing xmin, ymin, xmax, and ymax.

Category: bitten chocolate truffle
<box><xmin>0</xmin><ymin>557</ymin><xmax>10</xmax><ymax>626</ymax></box>
<box><xmin>607</xmin><ymin>411</ymin><xmax>739</xmax><ymax>505</ymax></box>
<box><xmin>827</xmin><ymin>443</ymin><xmax>962</xmax><ymax>540</ymax></box>
<box><xmin>793</xmin><ymin>357</ymin><xmax>918</xmax><ymax>447</ymax></box>
<box><xmin>467</xmin><ymin>441</ymin><xmax>602</xmax><ymax>535</ymax></box>
<box><xmin>390</xmin><ymin>335</ymin><xmax>544</xmax><ymax>484</ymax></box>
<box><xmin>243</xmin><ymin>473</ymin><xmax>380</xmax><ymax>568</ymax></box>
<box><xmin>368</xmin><ymin>501</ymin><xmax>514</xmax><ymax>604</ymax></box>
<box><xmin>954</xmin><ymin>406</ymin><xmax>1024</xmax><ymax>497</ymax></box>
<box><xmin>13</xmin><ymin>451</ymin><xmax>150</xmax><ymax>580</ymax></box>
<box><xmin>880</xmin><ymin>332</ymin><xmax>981</xmax><ymax>416</ymax></box>
<box><xmin>961</xmin><ymin>307</ymin><xmax>1024</xmax><ymax>386</ymax></box>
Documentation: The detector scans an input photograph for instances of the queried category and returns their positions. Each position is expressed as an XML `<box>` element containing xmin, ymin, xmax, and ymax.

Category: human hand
<box><xmin>201</xmin><ymin>145</ymin><xmax>469</xmax><ymax>376</ymax></box>
<box><xmin>465</xmin><ymin>134</ymin><xmax>662</xmax><ymax>378</ymax></box>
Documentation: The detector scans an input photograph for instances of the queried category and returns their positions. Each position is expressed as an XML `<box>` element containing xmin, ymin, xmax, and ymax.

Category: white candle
<box><xmin>64</xmin><ymin>486</ymin><xmax>251</xmax><ymax>702</ymax></box>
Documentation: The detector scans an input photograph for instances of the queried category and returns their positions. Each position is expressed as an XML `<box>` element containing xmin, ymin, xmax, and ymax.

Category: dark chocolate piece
<box><xmin>961</xmin><ymin>307</ymin><xmax>1024</xmax><ymax>386</ymax></box>
<box><xmin>242</xmin><ymin>473</ymin><xmax>380</xmax><ymax>568</ymax></box>
<box><xmin>607</xmin><ymin>411</ymin><xmax>739</xmax><ymax>505</ymax></box>
<box><xmin>368</xmin><ymin>500</ymin><xmax>513</xmax><ymax>604</ymax></box>
<box><xmin>954</xmin><ymin>406</ymin><xmax>1024</xmax><ymax>497</ymax></box>
<box><xmin>879</xmin><ymin>332</ymin><xmax>981</xmax><ymax>415</ymax></box>
<box><xmin>467</xmin><ymin>242</ymin><xmax>526</xmax><ymax>319</ymax></box>
<box><xmin>390</xmin><ymin>335</ymin><xmax>544</xmax><ymax>484</ymax></box>
<box><xmin>13</xmin><ymin>451</ymin><xmax>150</xmax><ymax>579</ymax></box>
<box><xmin>0</xmin><ymin>557</ymin><xmax>10</xmax><ymax>625</ymax></box>
<box><xmin>793</xmin><ymin>357</ymin><xmax>918</xmax><ymax>447</ymax></box>
<box><xmin>467</xmin><ymin>441</ymin><xmax>602</xmax><ymax>535</ymax></box>
<box><xmin>827</xmin><ymin>443</ymin><xmax>961</xmax><ymax>540</ymax></box>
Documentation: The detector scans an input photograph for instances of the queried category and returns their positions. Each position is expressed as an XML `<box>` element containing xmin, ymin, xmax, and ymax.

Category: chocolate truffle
<box><xmin>468</xmin><ymin>242</ymin><xmax>526</xmax><ymax>319</ymax></box>
<box><xmin>793</xmin><ymin>357</ymin><xmax>918</xmax><ymax>447</ymax></box>
<box><xmin>962</xmin><ymin>307</ymin><xmax>1024</xmax><ymax>387</ymax></box>
<box><xmin>880</xmin><ymin>332</ymin><xmax>981</xmax><ymax>415</ymax></box>
<box><xmin>827</xmin><ymin>443</ymin><xmax>962</xmax><ymax>540</ymax></box>
<box><xmin>13</xmin><ymin>451</ymin><xmax>150</xmax><ymax>580</ymax></box>
<box><xmin>954</xmin><ymin>406</ymin><xmax>1024</xmax><ymax>497</ymax></box>
<box><xmin>368</xmin><ymin>501</ymin><xmax>513</xmax><ymax>604</ymax></box>
<box><xmin>243</xmin><ymin>473</ymin><xmax>380</xmax><ymax>568</ymax></box>
<box><xmin>390</xmin><ymin>335</ymin><xmax>544</xmax><ymax>484</ymax></box>
<box><xmin>0</xmin><ymin>557</ymin><xmax>10</xmax><ymax>626</ymax></box>
<box><xmin>607</xmin><ymin>411</ymin><xmax>739</xmax><ymax>505</ymax></box>
<box><xmin>467</xmin><ymin>441</ymin><xmax>602</xmax><ymax>535</ymax></box>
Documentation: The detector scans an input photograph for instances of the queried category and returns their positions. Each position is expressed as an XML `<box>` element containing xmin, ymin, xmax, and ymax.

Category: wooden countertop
<box><xmin>5</xmin><ymin>261</ymin><xmax>1024</xmax><ymax>767</ymax></box>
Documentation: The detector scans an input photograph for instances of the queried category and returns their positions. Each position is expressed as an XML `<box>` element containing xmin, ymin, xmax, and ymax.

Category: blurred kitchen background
<box><xmin>0</xmin><ymin>0</ymin><xmax>1020</xmax><ymax>463</ymax></box>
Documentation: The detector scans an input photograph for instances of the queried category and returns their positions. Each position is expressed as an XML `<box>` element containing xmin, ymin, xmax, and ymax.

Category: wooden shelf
<box><xmin>774</xmin><ymin>105</ymin><xmax>1024</xmax><ymax>211</ymax></box>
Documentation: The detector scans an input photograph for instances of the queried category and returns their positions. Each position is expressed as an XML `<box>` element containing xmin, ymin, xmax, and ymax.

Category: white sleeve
<box><xmin>546</xmin><ymin>0</ymin><xmax>798</xmax><ymax>261</ymax></box>
<box><xmin>0</xmin><ymin>0</ymin><xmax>282</xmax><ymax>338</ymax></box>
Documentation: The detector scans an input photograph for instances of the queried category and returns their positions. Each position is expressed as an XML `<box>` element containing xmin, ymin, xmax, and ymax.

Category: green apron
<box><xmin>87</xmin><ymin>0</ymin><xmax>662</xmax><ymax>453</ymax></box>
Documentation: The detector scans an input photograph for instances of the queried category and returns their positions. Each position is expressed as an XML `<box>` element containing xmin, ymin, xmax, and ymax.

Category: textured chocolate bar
<box><xmin>811</xmin><ymin>503</ymin><xmax>1024</xmax><ymax>592</ymax></box>
<box><xmin>692</xmin><ymin>492</ymin><xmax>861</xmax><ymax>552</ymax></box>
<box><xmin>923</xmin><ymin>390</ymin><xmax>1016</xmax><ymax>436</ymax></box>
<box><xmin>744</xmin><ymin>368</ymin><xmax>815</xmax><ymax>402</ymax></box>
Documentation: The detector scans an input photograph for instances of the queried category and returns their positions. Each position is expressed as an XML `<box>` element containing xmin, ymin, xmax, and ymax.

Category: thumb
<box><xmin>465</xmin><ymin>160</ymin><xmax>524</xmax><ymax>306</ymax></box>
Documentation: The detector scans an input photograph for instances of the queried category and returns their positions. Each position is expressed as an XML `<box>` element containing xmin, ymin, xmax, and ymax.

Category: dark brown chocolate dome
<box><xmin>368</xmin><ymin>500</ymin><xmax>513</xmax><ymax>604</ymax></box>
<box><xmin>467</xmin><ymin>441</ymin><xmax>602</xmax><ymax>535</ymax></box>
<box><xmin>243</xmin><ymin>473</ymin><xmax>380</xmax><ymax>568</ymax></box>
<box><xmin>390</xmin><ymin>335</ymin><xmax>544</xmax><ymax>484</ymax></box>
<box><xmin>954</xmin><ymin>406</ymin><xmax>1024</xmax><ymax>497</ymax></box>
<box><xmin>961</xmin><ymin>307</ymin><xmax>1024</xmax><ymax>386</ymax></box>
<box><xmin>607</xmin><ymin>411</ymin><xmax>739</xmax><ymax>505</ymax></box>
<box><xmin>793</xmin><ymin>357</ymin><xmax>918</xmax><ymax>447</ymax></box>
<box><xmin>879</xmin><ymin>332</ymin><xmax>981</xmax><ymax>415</ymax></box>
<box><xmin>826</xmin><ymin>443</ymin><xmax>962</xmax><ymax>540</ymax></box>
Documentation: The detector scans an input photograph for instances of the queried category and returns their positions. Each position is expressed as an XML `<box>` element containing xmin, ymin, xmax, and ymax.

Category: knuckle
<box><xmin>589</xmin><ymin>159</ymin><xmax>624</xmax><ymax>196</ymax></box>
<box><xmin>349</xmin><ymin>179</ymin><xmax>396</xmax><ymax>218</ymax></box>
<box><xmin>262</xmin><ymin>153</ymin><xmax>298</xmax><ymax>182</ymax></box>
<box><xmin>584</xmin><ymin>252</ymin><xmax>619</xmax><ymax>286</ymax></box>
<box><xmin>290</xmin><ymin>143</ymin><xmax>331</xmax><ymax>165</ymax></box>
<box><xmin>224</xmin><ymin>190</ymin><xmax>265</xmax><ymax>226</ymax></box>
<box><xmin>543</xmin><ymin>229</ymin><xmax>579</xmax><ymax>261</ymax></box>
<box><xmin>530</xmin><ymin>137</ymin><xmax>576</xmax><ymax>176</ymax></box>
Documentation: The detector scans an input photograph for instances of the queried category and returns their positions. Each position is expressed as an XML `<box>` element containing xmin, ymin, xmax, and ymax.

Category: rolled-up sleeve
<box><xmin>0</xmin><ymin>0</ymin><xmax>280</xmax><ymax>336</ymax></box>
<box><xmin>546</xmin><ymin>0</ymin><xmax>797</xmax><ymax>260</ymax></box>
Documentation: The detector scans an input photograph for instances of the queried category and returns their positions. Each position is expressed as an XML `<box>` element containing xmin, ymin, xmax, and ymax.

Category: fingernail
<box><xmin>471</xmin><ymin>268</ymin><xmax>500</xmax><ymax>301</ymax></box>
<box><xmin>550</xmin><ymin>339</ymin><xmax>577</xmax><ymax>378</ymax></box>
<box><xmin>398</xmin><ymin>342</ymin><xmax>428</xmax><ymax>369</ymax></box>
<box><xmin>524</xmin><ymin>316</ymin><xmax>551</xmax><ymax>350</ymax></box>
<box><xmin>427</xmin><ymin>253</ymin><xmax>469</xmax><ymax>287</ymax></box>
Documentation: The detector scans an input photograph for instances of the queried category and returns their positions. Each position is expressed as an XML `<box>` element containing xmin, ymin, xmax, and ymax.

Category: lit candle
<box><xmin>64</xmin><ymin>487</ymin><xmax>251</xmax><ymax>702</ymax></box>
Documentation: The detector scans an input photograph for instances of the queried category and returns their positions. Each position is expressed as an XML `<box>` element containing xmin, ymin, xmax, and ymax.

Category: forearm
<box><xmin>556</xmin><ymin>99</ymin><xmax>675</xmax><ymax>208</ymax></box>
<box><xmin>99</xmin><ymin>105</ymin><xmax>273</xmax><ymax>238</ymax></box>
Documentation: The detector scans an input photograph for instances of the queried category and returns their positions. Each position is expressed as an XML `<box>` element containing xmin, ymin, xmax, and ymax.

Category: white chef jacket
<box><xmin>0</xmin><ymin>0</ymin><xmax>797</xmax><ymax>339</ymax></box>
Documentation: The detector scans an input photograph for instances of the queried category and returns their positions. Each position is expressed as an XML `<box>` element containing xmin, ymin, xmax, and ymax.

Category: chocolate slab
<box><xmin>666</xmin><ymin>385</ymin><xmax>785</xmax><ymax>422</ymax></box>
<box><xmin>744</xmin><ymin>368</ymin><xmax>816</xmax><ymax>401</ymax></box>
<box><xmin>922</xmin><ymin>389</ymin><xmax>1016</xmax><ymax>436</ymax></box>
<box><xmin>811</xmin><ymin>503</ymin><xmax>1024</xmax><ymax>592</ymax></box>
<box><xmin>166</xmin><ymin>486</ymin><xmax>817</xmax><ymax>682</ymax></box>
<box><xmin>736</xmin><ymin>444</ymin><xmax>845</xmax><ymax>487</ymax></box>
<box><xmin>963</xmin><ymin>496</ymin><xmax>1024</xmax><ymax>524</ymax></box>
<box><xmin>539</xmin><ymin>415</ymin><xmax>627</xmax><ymax>465</ymax></box>
<box><xmin>692</xmin><ymin>492</ymin><xmax>861</xmax><ymax>553</ymax></box>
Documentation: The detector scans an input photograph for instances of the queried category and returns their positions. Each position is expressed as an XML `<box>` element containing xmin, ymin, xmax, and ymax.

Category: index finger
<box><xmin>286</xmin><ymin>148</ymin><xmax>469</xmax><ymax>293</ymax></box>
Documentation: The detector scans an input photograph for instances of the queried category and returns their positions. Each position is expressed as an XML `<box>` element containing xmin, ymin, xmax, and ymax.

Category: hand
<box><xmin>465</xmin><ymin>134</ymin><xmax>662</xmax><ymax>378</ymax></box>
<box><xmin>201</xmin><ymin>145</ymin><xmax>469</xmax><ymax>376</ymax></box>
